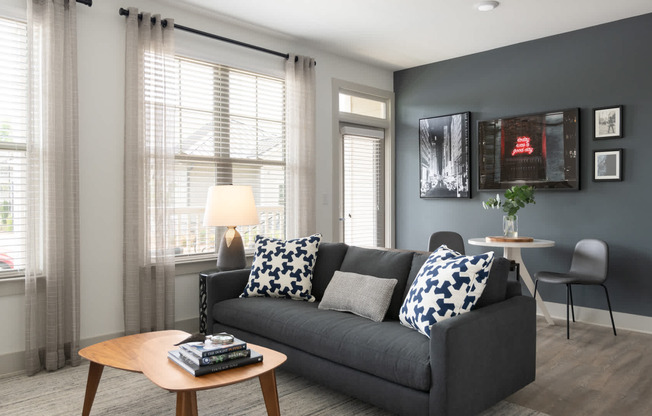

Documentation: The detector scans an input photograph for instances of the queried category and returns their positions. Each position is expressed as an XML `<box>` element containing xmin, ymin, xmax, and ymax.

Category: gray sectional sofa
<box><xmin>204</xmin><ymin>242</ymin><xmax>536</xmax><ymax>416</ymax></box>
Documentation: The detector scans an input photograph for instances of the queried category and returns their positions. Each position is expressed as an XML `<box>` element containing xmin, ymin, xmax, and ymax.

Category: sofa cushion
<box><xmin>339</xmin><ymin>247</ymin><xmax>414</xmax><ymax>320</ymax></box>
<box><xmin>318</xmin><ymin>271</ymin><xmax>398</xmax><ymax>322</ymax></box>
<box><xmin>310</xmin><ymin>242</ymin><xmax>349</xmax><ymax>301</ymax></box>
<box><xmin>399</xmin><ymin>250</ymin><xmax>495</xmax><ymax>337</ymax></box>
<box><xmin>405</xmin><ymin>251</ymin><xmax>429</xmax><ymax>298</ymax></box>
<box><xmin>241</xmin><ymin>234</ymin><xmax>321</xmax><ymax>302</ymax></box>
<box><xmin>474</xmin><ymin>256</ymin><xmax>511</xmax><ymax>308</ymax></box>
<box><xmin>213</xmin><ymin>297</ymin><xmax>431</xmax><ymax>391</ymax></box>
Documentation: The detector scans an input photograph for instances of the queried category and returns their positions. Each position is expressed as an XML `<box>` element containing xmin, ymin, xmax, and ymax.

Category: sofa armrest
<box><xmin>205</xmin><ymin>269</ymin><xmax>250</xmax><ymax>334</ymax></box>
<box><xmin>429</xmin><ymin>295</ymin><xmax>536</xmax><ymax>416</ymax></box>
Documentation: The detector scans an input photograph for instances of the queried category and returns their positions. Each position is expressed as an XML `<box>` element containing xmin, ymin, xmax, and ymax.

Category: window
<box><xmin>0</xmin><ymin>16</ymin><xmax>27</xmax><ymax>275</ymax></box>
<box><xmin>158</xmin><ymin>56</ymin><xmax>286</xmax><ymax>260</ymax></box>
<box><xmin>334</xmin><ymin>81</ymin><xmax>394</xmax><ymax>248</ymax></box>
<box><xmin>339</xmin><ymin>93</ymin><xmax>387</xmax><ymax>119</ymax></box>
<box><xmin>341</xmin><ymin>126</ymin><xmax>385</xmax><ymax>247</ymax></box>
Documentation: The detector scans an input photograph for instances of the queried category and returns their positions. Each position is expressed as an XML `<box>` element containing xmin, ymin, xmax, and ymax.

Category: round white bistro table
<box><xmin>468</xmin><ymin>237</ymin><xmax>555</xmax><ymax>325</ymax></box>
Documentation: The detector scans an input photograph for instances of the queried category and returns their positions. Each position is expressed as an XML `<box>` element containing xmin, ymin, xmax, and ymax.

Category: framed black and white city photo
<box><xmin>419</xmin><ymin>112</ymin><xmax>470</xmax><ymax>198</ymax></box>
<box><xmin>593</xmin><ymin>149</ymin><xmax>623</xmax><ymax>182</ymax></box>
<box><xmin>593</xmin><ymin>105</ymin><xmax>623</xmax><ymax>139</ymax></box>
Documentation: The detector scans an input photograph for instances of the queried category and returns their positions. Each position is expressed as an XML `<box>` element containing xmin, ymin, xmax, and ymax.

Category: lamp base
<box><xmin>216</xmin><ymin>227</ymin><xmax>246</xmax><ymax>271</ymax></box>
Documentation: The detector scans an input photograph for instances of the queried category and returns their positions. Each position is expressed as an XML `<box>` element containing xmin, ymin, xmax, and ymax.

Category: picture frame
<box><xmin>477</xmin><ymin>108</ymin><xmax>580</xmax><ymax>190</ymax></box>
<box><xmin>593</xmin><ymin>105</ymin><xmax>623</xmax><ymax>139</ymax></box>
<box><xmin>419</xmin><ymin>112</ymin><xmax>470</xmax><ymax>198</ymax></box>
<box><xmin>593</xmin><ymin>149</ymin><xmax>623</xmax><ymax>181</ymax></box>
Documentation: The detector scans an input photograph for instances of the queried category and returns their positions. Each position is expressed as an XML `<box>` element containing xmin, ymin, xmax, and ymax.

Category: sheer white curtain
<box><xmin>123</xmin><ymin>8</ymin><xmax>176</xmax><ymax>334</ymax></box>
<box><xmin>25</xmin><ymin>0</ymin><xmax>81</xmax><ymax>375</ymax></box>
<box><xmin>285</xmin><ymin>55</ymin><xmax>317</xmax><ymax>238</ymax></box>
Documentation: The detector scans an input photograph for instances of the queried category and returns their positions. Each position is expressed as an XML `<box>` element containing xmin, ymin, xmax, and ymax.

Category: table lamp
<box><xmin>203</xmin><ymin>185</ymin><xmax>259</xmax><ymax>271</ymax></box>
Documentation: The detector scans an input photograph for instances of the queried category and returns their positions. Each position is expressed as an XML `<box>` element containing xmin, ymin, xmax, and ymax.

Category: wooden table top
<box><xmin>139</xmin><ymin>338</ymin><xmax>287</xmax><ymax>392</ymax></box>
<box><xmin>79</xmin><ymin>330</ymin><xmax>188</xmax><ymax>372</ymax></box>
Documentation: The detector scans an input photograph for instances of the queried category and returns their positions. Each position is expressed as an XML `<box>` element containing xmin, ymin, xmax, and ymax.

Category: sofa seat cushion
<box><xmin>213</xmin><ymin>297</ymin><xmax>431</xmax><ymax>391</ymax></box>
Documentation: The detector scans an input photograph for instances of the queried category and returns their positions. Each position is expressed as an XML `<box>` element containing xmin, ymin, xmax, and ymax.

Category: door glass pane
<box><xmin>343</xmin><ymin>133</ymin><xmax>384</xmax><ymax>247</ymax></box>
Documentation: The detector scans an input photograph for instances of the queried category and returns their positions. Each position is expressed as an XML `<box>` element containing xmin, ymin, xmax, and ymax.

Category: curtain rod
<box><xmin>118</xmin><ymin>7</ymin><xmax>292</xmax><ymax>61</ymax></box>
<box><xmin>77</xmin><ymin>0</ymin><xmax>92</xmax><ymax>6</ymax></box>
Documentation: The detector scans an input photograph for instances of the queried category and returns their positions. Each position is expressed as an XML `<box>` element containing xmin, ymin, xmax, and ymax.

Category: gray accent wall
<box><xmin>394</xmin><ymin>13</ymin><xmax>652</xmax><ymax>317</ymax></box>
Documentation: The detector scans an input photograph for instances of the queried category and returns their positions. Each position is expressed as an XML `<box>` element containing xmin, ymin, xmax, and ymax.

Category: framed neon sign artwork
<box><xmin>478</xmin><ymin>108</ymin><xmax>579</xmax><ymax>191</ymax></box>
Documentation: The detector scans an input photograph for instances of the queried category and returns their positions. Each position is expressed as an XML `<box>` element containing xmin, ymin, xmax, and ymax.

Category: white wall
<box><xmin>0</xmin><ymin>0</ymin><xmax>393</xmax><ymax>374</ymax></box>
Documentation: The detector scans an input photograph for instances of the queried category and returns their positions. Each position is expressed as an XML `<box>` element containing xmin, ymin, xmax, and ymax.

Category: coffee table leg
<box><xmin>259</xmin><ymin>370</ymin><xmax>281</xmax><ymax>416</ymax></box>
<box><xmin>176</xmin><ymin>391</ymin><xmax>198</xmax><ymax>416</ymax></box>
<box><xmin>82</xmin><ymin>362</ymin><xmax>104</xmax><ymax>416</ymax></box>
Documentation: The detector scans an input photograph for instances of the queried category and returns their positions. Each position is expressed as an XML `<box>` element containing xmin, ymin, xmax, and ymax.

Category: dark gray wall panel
<box><xmin>394</xmin><ymin>13</ymin><xmax>652</xmax><ymax>317</ymax></box>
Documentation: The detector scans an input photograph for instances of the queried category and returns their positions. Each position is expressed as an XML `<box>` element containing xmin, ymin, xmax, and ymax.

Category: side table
<box><xmin>468</xmin><ymin>237</ymin><xmax>555</xmax><ymax>325</ymax></box>
<box><xmin>198</xmin><ymin>269</ymin><xmax>218</xmax><ymax>334</ymax></box>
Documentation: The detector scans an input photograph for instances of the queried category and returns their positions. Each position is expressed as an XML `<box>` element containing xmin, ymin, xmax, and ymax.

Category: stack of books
<box><xmin>168</xmin><ymin>334</ymin><xmax>263</xmax><ymax>376</ymax></box>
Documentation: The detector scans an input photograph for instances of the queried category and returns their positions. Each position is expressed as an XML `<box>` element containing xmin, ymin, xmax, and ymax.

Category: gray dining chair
<box><xmin>534</xmin><ymin>239</ymin><xmax>617</xmax><ymax>339</ymax></box>
<box><xmin>428</xmin><ymin>231</ymin><xmax>465</xmax><ymax>254</ymax></box>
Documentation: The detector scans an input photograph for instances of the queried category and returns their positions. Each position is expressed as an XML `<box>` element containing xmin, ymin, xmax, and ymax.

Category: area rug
<box><xmin>0</xmin><ymin>363</ymin><xmax>547</xmax><ymax>415</ymax></box>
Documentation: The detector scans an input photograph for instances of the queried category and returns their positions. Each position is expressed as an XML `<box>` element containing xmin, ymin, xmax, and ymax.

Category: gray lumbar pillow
<box><xmin>318</xmin><ymin>271</ymin><xmax>398</xmax><ymax>322</ymax></box>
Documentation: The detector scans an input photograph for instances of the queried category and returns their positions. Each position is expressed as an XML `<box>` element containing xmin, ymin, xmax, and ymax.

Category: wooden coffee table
<box><xmin>79</xmin><ymin>330</ymin><xmax>287</xmax><ymax>416</ymax></box>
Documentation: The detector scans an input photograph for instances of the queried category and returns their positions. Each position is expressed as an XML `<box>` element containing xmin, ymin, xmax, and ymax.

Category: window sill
<box><xmin>0</xmin><ymin>276</ymin><xmax>32</xmax><ymax>297</ymax></box>
<box><xmin>175</xmin><ymin>258</ymin><xmax>219</xmax><ymax>276</ymax></box>
<box><xmin>174</xmin><ymin>254</ymin><xmax>253</xmax><ymax>276</ymax></box>
<box><xmin>0</xmin><ymin>256</ymin><xmax>254</xmax><ymax>298</ymax></box>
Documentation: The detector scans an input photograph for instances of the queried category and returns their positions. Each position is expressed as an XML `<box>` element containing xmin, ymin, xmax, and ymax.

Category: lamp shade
<box><xmin>203</xmin><ymin>185</ymin><xmax>259</xmax><ymax>227</ymax></box>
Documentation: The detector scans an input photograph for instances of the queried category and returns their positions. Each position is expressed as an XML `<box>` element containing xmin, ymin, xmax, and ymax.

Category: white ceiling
<box><xmin>172</xmin><ymin>0</ymin><xmax>652</xmax><ymax>70</ymax></box>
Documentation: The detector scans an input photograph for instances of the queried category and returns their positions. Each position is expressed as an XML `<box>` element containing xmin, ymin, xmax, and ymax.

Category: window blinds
<box><xmin>0</xmin><ymin>16</ymin><xmax>27</xmax><ymax>274</ymax></box>
<box><xmin>169</xmin><ymin>56</ymin><xmax>286</xmax><ymax>258</ymax></box>
<box><xmin>341</xmin><ymin>125</ymin><xmax>385</xmax><ymax>248</ymax></box>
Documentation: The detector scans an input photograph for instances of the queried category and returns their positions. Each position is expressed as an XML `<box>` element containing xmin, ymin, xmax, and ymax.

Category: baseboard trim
<box><xmin>540</xmin><ymin>301</ymin><xmax>652</xmax><ymax>335</ymax></box>
<box><xmin>0</xmin><ymin>318</ymin><xmax>199</xmax><ymax>378</ymax></box>
<box><xmin>0</xmin><ymin>350</ymin><xmax>24</xmax><ymax>378</ymax></box>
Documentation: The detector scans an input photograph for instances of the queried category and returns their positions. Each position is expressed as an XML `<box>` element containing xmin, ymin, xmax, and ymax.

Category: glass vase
<box><xmin>503</xmin><ymin>215</ymin><xmax>518</xmax><ymax>238</ymax></box>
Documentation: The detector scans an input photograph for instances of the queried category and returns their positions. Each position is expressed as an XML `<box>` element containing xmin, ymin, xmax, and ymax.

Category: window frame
<box><xmin>332</xmin><ymin>79</ymin><xmax>395</xmax><ymax>248</ymax></box>
<box><xmin>0</xmin><ymin>14</ymin><xmax>27</xmax><ymax>279</ymax></box>
<box><xmin>164</xmin><ymin>55</ymin><xmax>287</xmax><ymax>264</ymax></box>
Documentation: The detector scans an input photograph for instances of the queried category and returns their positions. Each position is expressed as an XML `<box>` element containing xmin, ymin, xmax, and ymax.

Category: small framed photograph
<box><xmin>593</xmin><ymin>149</ymin><xmax>623</xmax><ymax>181</ymax></box>
<box><xmin>593</xmin><ymin>105</ymin><xmax>623</xmax><ymax>139</ymax></box>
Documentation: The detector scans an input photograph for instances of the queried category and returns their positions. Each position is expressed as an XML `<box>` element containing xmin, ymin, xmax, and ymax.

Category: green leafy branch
<box><xmin>482</xmin><ymin>185</ymin><xmax>535</xmax><ymax>219</ymax></box>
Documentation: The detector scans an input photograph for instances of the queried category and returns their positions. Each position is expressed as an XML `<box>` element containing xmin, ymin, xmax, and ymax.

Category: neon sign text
<box><xmin>511</xmin><ymin>136</ymin><xmax>534</xmax><ymax>156</ymax></box>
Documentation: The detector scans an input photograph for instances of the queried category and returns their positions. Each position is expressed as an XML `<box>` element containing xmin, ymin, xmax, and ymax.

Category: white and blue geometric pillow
<box><xmin>241</xmin><ymin>234</ymin><xmax>322</xmax><ymax>302</ymax></box>
<box><xmin>429</xmin><ymin>244</ymin><xmax>463</xmax><ymax>262</ymax></box>
<box><xmin>399</xmin><ymin>249</ymin><xmax>494</xmax><ymax>338</ymax></box>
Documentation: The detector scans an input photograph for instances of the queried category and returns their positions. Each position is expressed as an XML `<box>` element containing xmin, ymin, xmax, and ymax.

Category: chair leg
<box><xmin>566</xmin><ymin>284</ymin><xmax>570</xmax><ymax>339</ymax></box>
<box><xmin>569</xmin><ymin>284</ymin><xmax>575</xmax><ymax>322</ymax></box>
<box><xmin>534</xmin><ymin>280</ymin><xmax>539</xmax><ymax>298</ymax></box>
<box><xmin>601</xmin><ymin>284</ymin><xmax>617</xmax><ymax>336</ymax></box>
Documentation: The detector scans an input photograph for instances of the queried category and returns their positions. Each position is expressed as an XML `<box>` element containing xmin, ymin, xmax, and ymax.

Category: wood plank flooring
<box><xmin>507</xmin><ymin>317</ymin><xmax>652</xmax><ymax>416</ymax></box>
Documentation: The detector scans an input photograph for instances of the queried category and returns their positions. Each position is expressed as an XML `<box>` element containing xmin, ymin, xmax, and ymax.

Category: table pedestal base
<box><xmin>504</xmin><ymin>247</ymin><xmax>555</xmax><ymax>325</ymax></box>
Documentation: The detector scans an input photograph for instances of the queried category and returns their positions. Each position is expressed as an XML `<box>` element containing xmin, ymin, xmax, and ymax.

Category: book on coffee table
<box><xmin>168</xmin><ymin>349</ymin><xmax>263</xmax><ymax>376</ymax></box>
<box><xmin>180</xmin><ymin>336</ymin><xmax>247</xmax><ymax>358</ymax></box>
<box><xmin>178</xmin><ymin>348</ymin><xmax>251</xmax><ymax>366</ymax></box>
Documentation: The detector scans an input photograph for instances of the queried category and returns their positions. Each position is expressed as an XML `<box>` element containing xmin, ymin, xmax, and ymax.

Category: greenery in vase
<box><xmin>482</xmin><ymin>185</ymin><xmax>535</xmax><ymax>219</ymax></box>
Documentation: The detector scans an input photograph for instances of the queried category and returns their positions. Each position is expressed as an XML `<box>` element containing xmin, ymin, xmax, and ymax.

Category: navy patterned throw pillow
<box><xmin>241</xmin><ymin>234</ymin><xmax>322</xmax><ymax>302</ymax></box>
<box><xmin>399</xmin><ymin>246</ymin><xmax>494</xmax><ymax>338</ymax></box>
